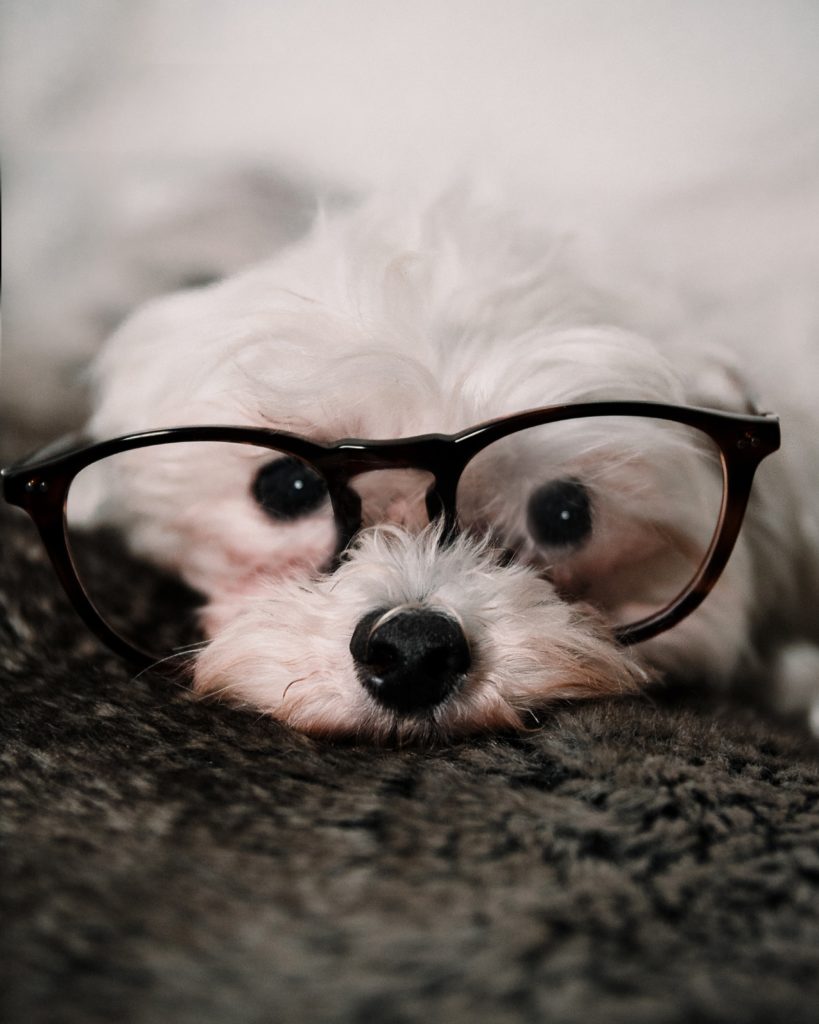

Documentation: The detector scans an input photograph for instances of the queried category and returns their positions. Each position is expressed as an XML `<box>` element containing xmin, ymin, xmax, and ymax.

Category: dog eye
<box><xmin>527</xmin><ymin>478</ymin><xmax>592</xmax><ymax>547</ymax></box>
<box><xmin>253</xmin><ymin>457</ymin><xmax>328</xmax><ymax>521</ymax></box>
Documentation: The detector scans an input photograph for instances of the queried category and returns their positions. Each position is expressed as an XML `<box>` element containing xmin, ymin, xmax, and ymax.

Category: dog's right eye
<box><xmin>253</xmin><ymin>457</ymin><xmax>328</xmax><ymax>521</ymax></box>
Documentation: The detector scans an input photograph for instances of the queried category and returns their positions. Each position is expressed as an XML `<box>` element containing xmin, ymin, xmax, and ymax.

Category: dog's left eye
<box><xmin>253</xmin><ymin>457</ymin><xmax>329</xmax><ymax>521</ymax></box>
<box><xmin>527</xmin><ymin>478</ymin><xmax>592</xmax><ymax>548</ymax></box>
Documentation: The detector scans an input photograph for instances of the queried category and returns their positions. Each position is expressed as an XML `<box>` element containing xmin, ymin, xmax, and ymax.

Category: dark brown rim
<box><xmin>2</xmin><ymin>400</ymin><xmax>781</xmax><ymax>671</ymax></box>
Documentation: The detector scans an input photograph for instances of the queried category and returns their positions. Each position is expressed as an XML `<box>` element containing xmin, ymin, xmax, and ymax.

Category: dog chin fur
<box><xmin>82</xmin><ymin>188</ymin><xmax>819</xmax><ymax>740</ymax></box>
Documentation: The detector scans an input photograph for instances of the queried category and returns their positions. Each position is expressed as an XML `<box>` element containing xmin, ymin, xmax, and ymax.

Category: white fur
<box><xmin>80</xmin><ymin>189</ymin><xmax>819</xmax><ymax>740</ymax></box>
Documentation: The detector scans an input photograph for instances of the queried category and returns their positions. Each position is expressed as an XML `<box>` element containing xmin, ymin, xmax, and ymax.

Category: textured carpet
<box><xmin>2</xmin><ymin>447</ymin><xmax>818</xmax><ymax>1024</ymax></box>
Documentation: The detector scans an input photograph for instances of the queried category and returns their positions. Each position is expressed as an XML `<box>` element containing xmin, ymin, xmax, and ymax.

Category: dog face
<box><xmin>75</xmin><ymin>192</ymin><xmax>755</xmax><ymax>740</ymax></box>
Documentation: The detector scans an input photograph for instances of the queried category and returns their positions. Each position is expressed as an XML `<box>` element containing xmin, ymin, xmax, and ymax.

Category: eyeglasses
<box><xmin>2</xmin><ymin>400</ymin><xmax>780</xmax><ymax>671</ymax></box>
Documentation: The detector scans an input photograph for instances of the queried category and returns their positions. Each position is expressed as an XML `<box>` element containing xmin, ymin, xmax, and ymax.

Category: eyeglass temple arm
<box><xmin>2</xmin><ymin>431</ymin><xmax>90</xmax><ymax>475</ymax></box>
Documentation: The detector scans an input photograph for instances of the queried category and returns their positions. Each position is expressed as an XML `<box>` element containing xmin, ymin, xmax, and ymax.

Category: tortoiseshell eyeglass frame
<box><xmin>2</xmin><ymin>401</ymin><xmax>780</xmax><ymax>671</ymax></box>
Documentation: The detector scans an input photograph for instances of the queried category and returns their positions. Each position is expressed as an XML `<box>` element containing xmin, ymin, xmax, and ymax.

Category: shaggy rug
<box><xmin>1</xmin><ymin>426</ymin><xmax>818</xmax><ymax>1024</ymax></box>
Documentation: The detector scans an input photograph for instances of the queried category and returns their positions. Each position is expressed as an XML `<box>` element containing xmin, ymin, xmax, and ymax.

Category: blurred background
<box><xmin>2</xmin><ymin>0</ymin><xmax>819</xmax><ymax>436</ymax></box>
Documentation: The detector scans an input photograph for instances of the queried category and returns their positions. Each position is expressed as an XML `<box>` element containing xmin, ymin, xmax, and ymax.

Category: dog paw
<box><xmin>771</xmin><ymin>642</ymin><xmax>819</xmax><ymax>738</ymax></box>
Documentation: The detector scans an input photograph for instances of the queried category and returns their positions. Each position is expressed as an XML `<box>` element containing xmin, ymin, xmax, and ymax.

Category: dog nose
<box><xmin>350</xmin><ymin>606</ymin><xmax>471</xmax><ymax>713</ymax></box>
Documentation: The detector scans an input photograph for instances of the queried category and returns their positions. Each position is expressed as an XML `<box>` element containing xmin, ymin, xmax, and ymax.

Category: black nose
<box><xmin>350</xmin><ymin>607</ymin><xmax>472</xmax><ymax>713</ymax></box>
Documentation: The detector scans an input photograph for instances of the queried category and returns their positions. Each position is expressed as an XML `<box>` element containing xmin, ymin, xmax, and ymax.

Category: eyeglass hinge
<box><xmin>24</xmin><ymin>478</ymin><xmax>49</xmax><ymax>494</ymax></box>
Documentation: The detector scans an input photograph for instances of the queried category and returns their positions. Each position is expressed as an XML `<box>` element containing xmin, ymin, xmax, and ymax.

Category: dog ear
<box><xmin>683</xmin><ymin>351</ymin><xmax>763</xmax><ymax>414</ymax></box>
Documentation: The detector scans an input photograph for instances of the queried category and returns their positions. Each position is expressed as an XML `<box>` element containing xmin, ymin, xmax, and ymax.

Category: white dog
<box><xmin>73</xmin><ymin>188</ymin><xmax>819</xmax><ymax>741</ymax></box>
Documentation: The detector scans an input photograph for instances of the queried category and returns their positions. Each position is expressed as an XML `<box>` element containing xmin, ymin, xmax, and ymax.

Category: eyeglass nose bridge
<box><xmin>323</xmin><ymin>438</ymin><xmax>466</xmax><ymax>550</ymax></box>
<box><xmin>423</xmin><ymin>481</ymin><xmax>461</xmax><ymax>540</ymax></box>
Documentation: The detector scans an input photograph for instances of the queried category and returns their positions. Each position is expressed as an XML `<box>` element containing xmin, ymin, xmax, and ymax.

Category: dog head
<box><xmin>76</xmin><ymin>191</ymin><xmax>755</xmax><ymax>740</ymax></box>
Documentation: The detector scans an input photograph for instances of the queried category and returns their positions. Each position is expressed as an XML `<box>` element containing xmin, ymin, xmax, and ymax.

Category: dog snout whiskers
<box><xmin>349</xmin><ymin>605</ymin><xmax>471</xmax><ymax>713</ymax></box>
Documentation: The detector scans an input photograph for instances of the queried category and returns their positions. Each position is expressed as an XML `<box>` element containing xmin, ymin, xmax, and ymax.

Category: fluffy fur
<box><xmin>78</xmin><ymin>189</ymin><xmax>819</xmax><ymax>741</ymax></box>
